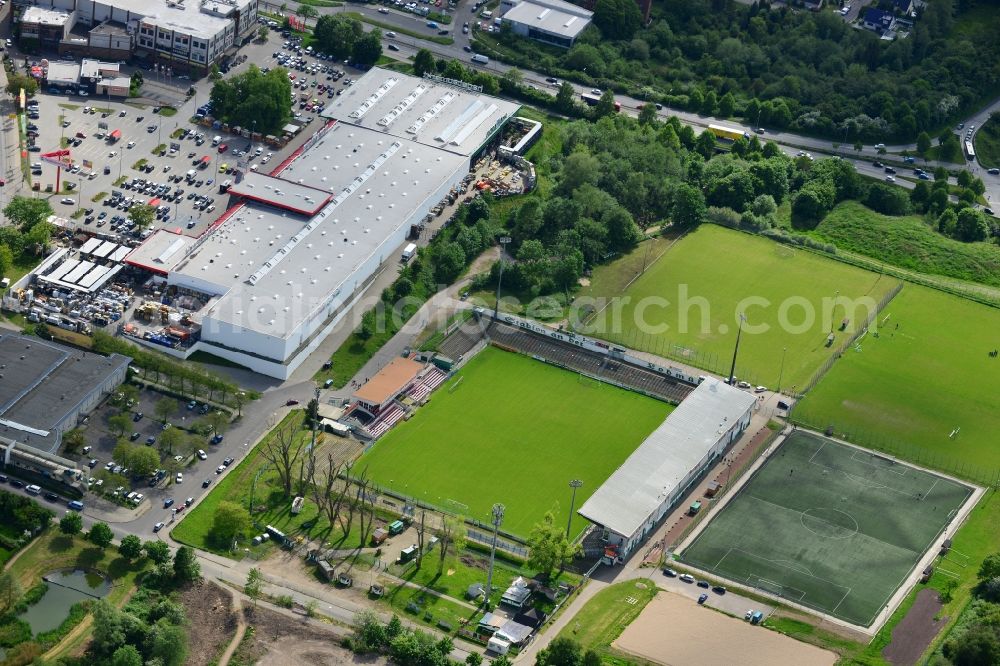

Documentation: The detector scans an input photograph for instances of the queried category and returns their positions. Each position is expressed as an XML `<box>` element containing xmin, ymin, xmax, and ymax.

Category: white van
<box><xmin>471</xmin><ymin>54</ymin><xmax>489</xmax><ymax>65</ymax></box>
<box><xmin>211</xmin><ymin>135</ymin><xmax>221</xmax><ymax>146</ymax></box>
<box><xmin>401</xmin><ymin>242</ymin><xmax>417</xmax><ymax>261</ymax></box>
<box><xmin>25</xmin><ymin>484</ymin><xmax>42</xmax><ymax>495</ymax></box>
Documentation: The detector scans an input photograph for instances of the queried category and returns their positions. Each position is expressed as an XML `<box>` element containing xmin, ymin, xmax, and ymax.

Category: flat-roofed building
<box><xmin>352</xmin><ymin>356</ymin><xmax>425</xmax><ymax>414</ymax></box>
<box><xmin>21</xmin><ymin>6</ymin><xmax>75</xmax><ymax>46</ymax></box>
<box><xmin>124</xmin><ymin>68</ymin><xmax>521</xmax><ymax>378</ymax></box>
<box><xmin>499</xmin><ymin>0</ymin><xmax>592</xmax><ymax>47</ymax></box>
<box><xmin>24</xmin><ymin>0</ymin><xmax>258</xmax><ymax>71</ymax></box>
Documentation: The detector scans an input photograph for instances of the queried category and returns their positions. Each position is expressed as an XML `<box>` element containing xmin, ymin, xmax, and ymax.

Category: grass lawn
<box><xmin>679</xmin><ymin>430</ymin><xmax>971</xmax><ymax>627</ymax></box>
<box><xmin>358</xmin><ymin>347</ymin><xmax>671</xmax><ymax>536</ymax></box>
<box><xmin>794</xmin><ymin>283</ymin><xmax>1000</xmax><ymax>481</ymax></box>
<box><xmin>556</xmin><ymin>580</ymin><xmax>658</xmax><ymax>665</ymax></box>
<box><xmin>172</xmin><ymin>411</ymin><xmax>358</xmax><ymax>556</ymax></box>
<box><xmin>974</xmin><ymin>113</ymin><xmax>1000</xmax><ymax>168</ymax></box>
<box><xmin>577</xmin><ymin>225</ymin><xmax>899</xmax><ymax>392</ymax></box>
<box><xmin>811</xmin><ymin>201</ymin><xmax>1000</xmax><ymax>289</ymax></box>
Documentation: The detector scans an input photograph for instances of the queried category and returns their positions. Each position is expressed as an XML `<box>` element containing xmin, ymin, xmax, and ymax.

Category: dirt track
<box><xmin>614</xmin><ymin>591</ymin><xmax>837</xmax><ymax>666</ymax></box>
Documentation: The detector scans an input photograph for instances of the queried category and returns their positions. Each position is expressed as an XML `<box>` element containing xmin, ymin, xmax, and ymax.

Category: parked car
<box><xmin>697</xmin><ymin>593</ymin><xmax>708</xmax><ymax>604</ymax></box>
<box><xmin>679</xmin><ymin>574</ymin><xmax>695</xmax><ymax>583</ymax></box>
<box><xmin>153</xmin><ymin>521</ymin><xmax>164</xmax><ymax>532</ymax></box>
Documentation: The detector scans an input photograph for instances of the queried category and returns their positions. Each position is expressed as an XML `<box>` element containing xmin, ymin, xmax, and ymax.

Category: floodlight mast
<box><xmin>494</xmin><ymin>237</ymin><xmax>511</xmax><ymax>320</ymax></box>
<box><xmin>485</xmin><ymin>502</ymin><xmax>505</xmax><ymax>603</ymax></box>
<box><xmin>567</xmin><ymin>479</ymin><xmax>583</xmax><ymax>538</ymax></box>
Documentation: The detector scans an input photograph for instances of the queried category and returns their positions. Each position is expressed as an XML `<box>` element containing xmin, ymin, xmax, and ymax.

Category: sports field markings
<box><xmin>808</xmin><ymin>440</ymin><xmax>827</xmax><ymax>464</ymax></box>
<box><xmin>848</xmin><ymin>449</ymin><xmax>908</xmax><ymax>476</ymax></box>
<box><xmin>728</xmin><ymin>548</ymin><xmax>853</xmax><ymax>610</ymax></box>
<box><xmin>799</xmin><ymin>508</ymin><xmax>859</xmax><ymax>540</ymax></box>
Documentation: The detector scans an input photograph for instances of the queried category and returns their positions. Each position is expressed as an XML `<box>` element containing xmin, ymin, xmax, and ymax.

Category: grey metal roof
<box><xmin>578</xmin><ymin>378</ymin><xmax>757</xmax><ymax>539</ymax></box>
<box><xmin>502</xmin><ymin>0</ymin><xmax>593</xmax><ymax>39</ymax></box>
<box><xmin>0</xmin><ymin>334</ymin><xmax>131</xmax><ymax>453</ymax></box>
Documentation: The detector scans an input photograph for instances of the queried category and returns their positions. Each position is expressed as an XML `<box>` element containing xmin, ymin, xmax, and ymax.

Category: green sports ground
<box><xmin>582</xmin><ymin>225</ymin><xmax>899</xmax><ymax>391</ymax></box>
<box><xmin>794</xmin><ymin>283</ymin><xmax>1000</xmax><ymax>479</ymax></box>
<box><xmin>679</xmin><ymin>430</ymin><xmax>972</xmax><ymax>626</ymax></box>
<box><xmin>358</xmin><ymin>346</ymin><xmax>672</xmax><ymax>537</ymax></box>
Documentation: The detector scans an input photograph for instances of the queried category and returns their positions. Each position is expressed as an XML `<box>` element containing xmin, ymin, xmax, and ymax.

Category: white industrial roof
<box><xmin>171</xmin><ymin>121</ymin><xmax>467</xmax><ymax>337</ymax></box>
<box><xmin>578</xmin><ymin>378</ymin><xmax>757</xmax><ymax>539</ymax></box>
<box><xmin>124</xmin><ymin>229</ymin><xmax>197</xmax><ymax>273</ymax></box>
<box><xmin>322</xmin><ymin>67</ymin><xmax>520</xmax><ymax>157</ymax></box>
<box><xmin>502</xmin><ymin>0</ymin><xmax>593</xmax><ymax>39</ymax></box>
<box><xmin>22</xmin><ymin>6</ymin><xmax>72</xmax><ymax>25</ymax></box>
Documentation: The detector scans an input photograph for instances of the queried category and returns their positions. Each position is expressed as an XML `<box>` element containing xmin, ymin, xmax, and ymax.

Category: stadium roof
<box><xmin>0</xmin><ymin>334</ymin><xmax>131</xmax><ymax>453</ymax></box>
<box><xmin>501</xmin><ymin>0</ymin><xmax>593</xmax><ymax>40</ymax></box>
<box><xmin>321</xmin><ymin>67</ymin><xmax>520</xmax><ymax>157</ymax></box>
<box><xmin>578</xmin><ymin>378</ymin><xmax>757</xmax><ymax>539</ymax></box>
<box><xmin>353</xmin><ymin>356</ymin><xmax>425</xmax><ymax>407</ymax></box>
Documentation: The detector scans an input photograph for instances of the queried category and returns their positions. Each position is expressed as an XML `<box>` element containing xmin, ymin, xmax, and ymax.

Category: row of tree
<box><xmin>0</xmin><ymin>197</ymin><xmax>54</xmax><ymax>279</ymax></box>
<box><xmin>483</xmin><ymin>0</ymin><xmax>998</xmax><ymax>141</ymax></box>
<box><xmin>208</xmin><ymin>66</ymin><xmax>293</xmax><ymax>136</ymax></box>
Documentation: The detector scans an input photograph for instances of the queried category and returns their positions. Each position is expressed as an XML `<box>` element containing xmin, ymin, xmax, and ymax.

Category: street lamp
<box><xmin>776</xmin><ymin>346</ymin><xmax>788</xmax><ymax>394</ymax></box>
<box><xmin>493</xmin><ymin>236</ymin><xmax>511</xmax><ymax>319</ymax></box>
<box><xmin>566</xmin><ymin>479</ymin><xmax>582</xmax><ymax>538</ymax></box>
<box><xmin>485</xmin><ymin>503</ymin><xmax>505</xmax><ymax>602</ymax></box>
<box><xmin>727</xmin><ymin>312</ymin><xmax>746</xmax><ymax>386</ymax></box>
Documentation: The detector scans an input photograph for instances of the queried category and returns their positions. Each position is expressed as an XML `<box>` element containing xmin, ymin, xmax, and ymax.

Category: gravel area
<box><xmin>882</xmin><ymin>588</ymin><xmax>944</xmax><ymax>666</ymax></box>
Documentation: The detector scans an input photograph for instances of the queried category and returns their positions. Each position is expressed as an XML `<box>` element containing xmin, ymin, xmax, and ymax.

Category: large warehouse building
<box><xmin>579</xmin><ymin>378</ymin><xmax>757</xmax><ymax>564</ymax></box>
<box><xmin>0</xmin><ymin>333</ymin><xmax>129</xmax><ymax>489</ymax></box>
<box><xmin>125</xmin><ymin>68</ymin><xmax>519</xmax><ymax>378</ymax></box>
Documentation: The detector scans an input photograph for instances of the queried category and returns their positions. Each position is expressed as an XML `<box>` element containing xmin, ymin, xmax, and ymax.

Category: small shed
<box><xmin>371</xmin><ymin>528</ymin><xmax>388</xmax><ymax>546</ymax></box>
<box><xmin>467</xmin><ymin>582</ymin><xmax>485</xmax><ymax>601</ymax></box>
<box><xmin>688</xmin><ymin>501</ymin><xmax>702</xmax><ymax>516</ymax></box>
<box><xmin>920</xmin><ymin>565</ymin><xmax>934</xmax><ymax>583</ymax></box>
<box><xmin>389</xmin><ymin>520</ymin><xmax>406</xmax><ymax>535</ymax></box>
<box><xmin>704</xmin><ymin>481</ymin><xmax>721</xmax><ymax>498</ymax></box>
<box><xmin>399</xmin><ymin>544</ymin><xmax>418</xmax><ymax>563</ymax></box>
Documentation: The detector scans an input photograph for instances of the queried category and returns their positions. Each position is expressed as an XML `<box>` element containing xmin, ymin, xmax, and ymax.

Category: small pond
<box><xmin>19</xmin><ymin>569</ymin><xmax>112</xmax><ymax>635</ymax></box>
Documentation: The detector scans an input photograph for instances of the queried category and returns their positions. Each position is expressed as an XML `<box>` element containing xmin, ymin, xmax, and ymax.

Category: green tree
<box><xmin>62</xmin><ymin>428</ymin><xmax>87</xmax><ymax>453</ymax></box>
<box><xmin>593</xmin><ymin>0</ymin><xmax>642</xmax><ymax>39</ymax></box>
<box><xmin>313</xmin><ymin>15</ymin><xmax>362</xmax><ymax>60</ymax></box>
<box><xmin>413</xmin><ymin>48</ymin><xmax>435</xmax><ymax>77</ymax></box>
<box><xmin>718</xmin><ymin>92</ymin><xmax>736</xmax><ymax>118</ymax></box>
<box><xmin>128</xmin><ymin>203</ymin><xmax>155</xmax><ymax>229</ymax></box>
<box><xmin>205</xmin><ymin>410</ymin><xmax>229</xmax><ymax>436</ymax></box>
<box><xmin>158</xmin><ymin>427</ymin><xmax>182</xmax><ymax>456</ymax></box>
<box><xmin>126</xmin><ymin>445</ymin><xmax>159</xmax><ymax>478</ymax></box>
<box><xmin>89</xmin><ymin>522</ymin><xmax>114</xmax><ymax>548</ymax></box>
<box><xmin>155</xmin><ymin>397</ymin><xmax>177</xmax><ymax>424</ymax></box>
<box><xmin>296</xmin><ymin>3</ymin><xmax>318</xmax><ymax>19</ymax></box>
<box><xmin>245</xmin><ymin>567</ymin><xmax>264</xmax><ymax>609</ymax></box>
<box><xmin>209</xmin><ymin>66</ymin><xmax>292</xmax><ymax>135</ymax></box>
<box><xmin>943</xmin><ymin>623</ymin><xmax>1000</xmax><ymax>666</ymax></box>
<box><xmin>937</xmin><ymin>208</ymin><xmax>958</xmax><ymax>236</ymax></box>
<box><xmin>60</xmin><ymin>511</ymin><xmax>83</xmax><ymax>536</ymax></box>
<box><xmin>5</xmin><ymin>73</ymin><xmax>39</xmax><ymax>96</ymax></box>
<box><xmin>257</xmin><ymin>26</ymin><xmax>268</xmax><ymax>41</ymax></box>
<box><xmin>0</xmin><ymin>571</ymin><xmax>22</xmax><ymax>616</ymax></box>
<box><xmin>0</xmin><ymin>244</ymin><xmax>12</xmax><ymax>280</ymax></box>
<box><xmin>934</xmin><ymin>166</ymin><xmax>949</xmax><ymax>182</ymax></box>
<box><xmin>110</xmin><ymin>645</ymin><xmax>143</xmax><ymax>666</ymax></box>
<box><xmin>144</xmin><ymin>539</ymin><xmax>171</xmax><ymax>565</ymax></box>
<box><xmin>957</xmin><ymin>169</ymin><xmax>973</xmax><ymax>189</ymax></box>
<box><xmin>148</xmin><ymin>621</ymin><xmax>188</xmax><ymax>666</ymax></box>
<box><xmin>173</xmin><ymin>545</ymin><xmax>200</xmax><ymax>583</ymax></box>
<box><xmin>638</xmin><ymin>103</ymin><xmax>658</xmax><ymax>126</ymax></box>
<box><xmin>210</xmin><ymin>500</ymin><xmax>251</xmax><ymax>546</ymax></box>
<box><xmin>493</xmin><ymin>655</ymin><xmax>514</xmax><ymax>666</ymax></box>
<box><xmin>537</xmin><ymin>637</ymin><xmax>583</xmax><ymax>666</ymax></box>
<box><xmin>593</xmin><ymin>90</ymin><xmax>618</xmax><ymax>120</ymax></box>
<box><xmin>694</xmin><ymin>130</ymin><xmax>717</xmax><ymax>158</ymax></box>
<box><xmin>527</xmin><ymin>511</ymin><xmax>581</xmax><ymax>580</ymax></box>
<box><xmin>108</xmin><ymin>413</ymin><xmax>131</xmax><ymax>437</ymax></box>
<box><xmin>118</xmin><ymin>534</ymin><xmax>143</xmax><ymax>560</ymax></box>
<box><xmin>956</xmin><ymin>208</ymin><xmax>990</xmax><ymax>242</ymax></box>
<box><xmin>556</xmin><ymin>82</ymin><xmax>577</xmax><ymax>115</ymax></box>
<box><xmin>916</xmin><ymin>131</ymin><xmax>931</xmax><ymax>156</ymax></box>
<box><xmin>353</xmin><ymin>29</ymin><xmax>383</xmax><ymax>67</ymax></box>
<box><xmin>670</xmin><ymin>184</ymin><xmax>707</xmax><ymax>228</ymax></box>
<box><xmin>4</xmin><ymin>196</ymin><xmax>52</xmax><ymax>232</ymax></box>
<box><xmin>465</xmin><ymin>653</ymin><xmax>483</xmax><ymax>666</ymax></box>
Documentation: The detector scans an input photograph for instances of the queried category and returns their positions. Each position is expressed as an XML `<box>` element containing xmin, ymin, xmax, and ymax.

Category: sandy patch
<box><xmin>258</xmin><ymin>637</ymin><xmax>387</xmax><ymax>666</ymax></box>
<box><xmin>614</xmin><ymin>591</ymin><xmax>836</xmax><ymax>666</ymax></box>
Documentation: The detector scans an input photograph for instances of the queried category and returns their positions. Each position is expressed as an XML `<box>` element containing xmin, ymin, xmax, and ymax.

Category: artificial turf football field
<box><xmin>679</xmin><ymin>430</ymin><xmax>971</xmax><ymax>627</ymax></box>
<box><xmin>358</xmin><ymin>346</ymin><xmax>672</xmax><ymax>537</ymax></box>
<box><xmin>794</xmin><ymin>283</ymin><xmax>1000</xmax><ymax>478</ymax></box>
<box><xmin>583</xmin><ymin>225</ymin><xmax>899</xmax><ymax>391</ymax></box>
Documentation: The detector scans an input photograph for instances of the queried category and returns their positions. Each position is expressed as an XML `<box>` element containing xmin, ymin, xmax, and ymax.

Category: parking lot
<box><xmin>72</xmin><ymin>386</ymin><xmax>229</xmax><ymax>503</ymax></box>
<box><xmin>20</xmin><ymin>27</ymin><xmax>367</xmax><ymax>244</ymax></box>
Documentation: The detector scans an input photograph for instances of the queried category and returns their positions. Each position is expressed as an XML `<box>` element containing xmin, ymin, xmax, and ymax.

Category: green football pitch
<box><xmin>582</xmin><ymin>225</ymin><xmax>899</xmax><ymax>391</ymax></box>
<box><xmin>680</xmin><ymin>430</ymin><xmax>972</xmax><ymax>626</ymax></box>
<box><xmin>794</xmin><ymin>283</ymin><xmax>1000</xmax><ymax>480</ymax></box>
<box><xmin>358</xmin><ymin>347</ymin><xmax>672</xmax><ymax>537</ymax></box>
